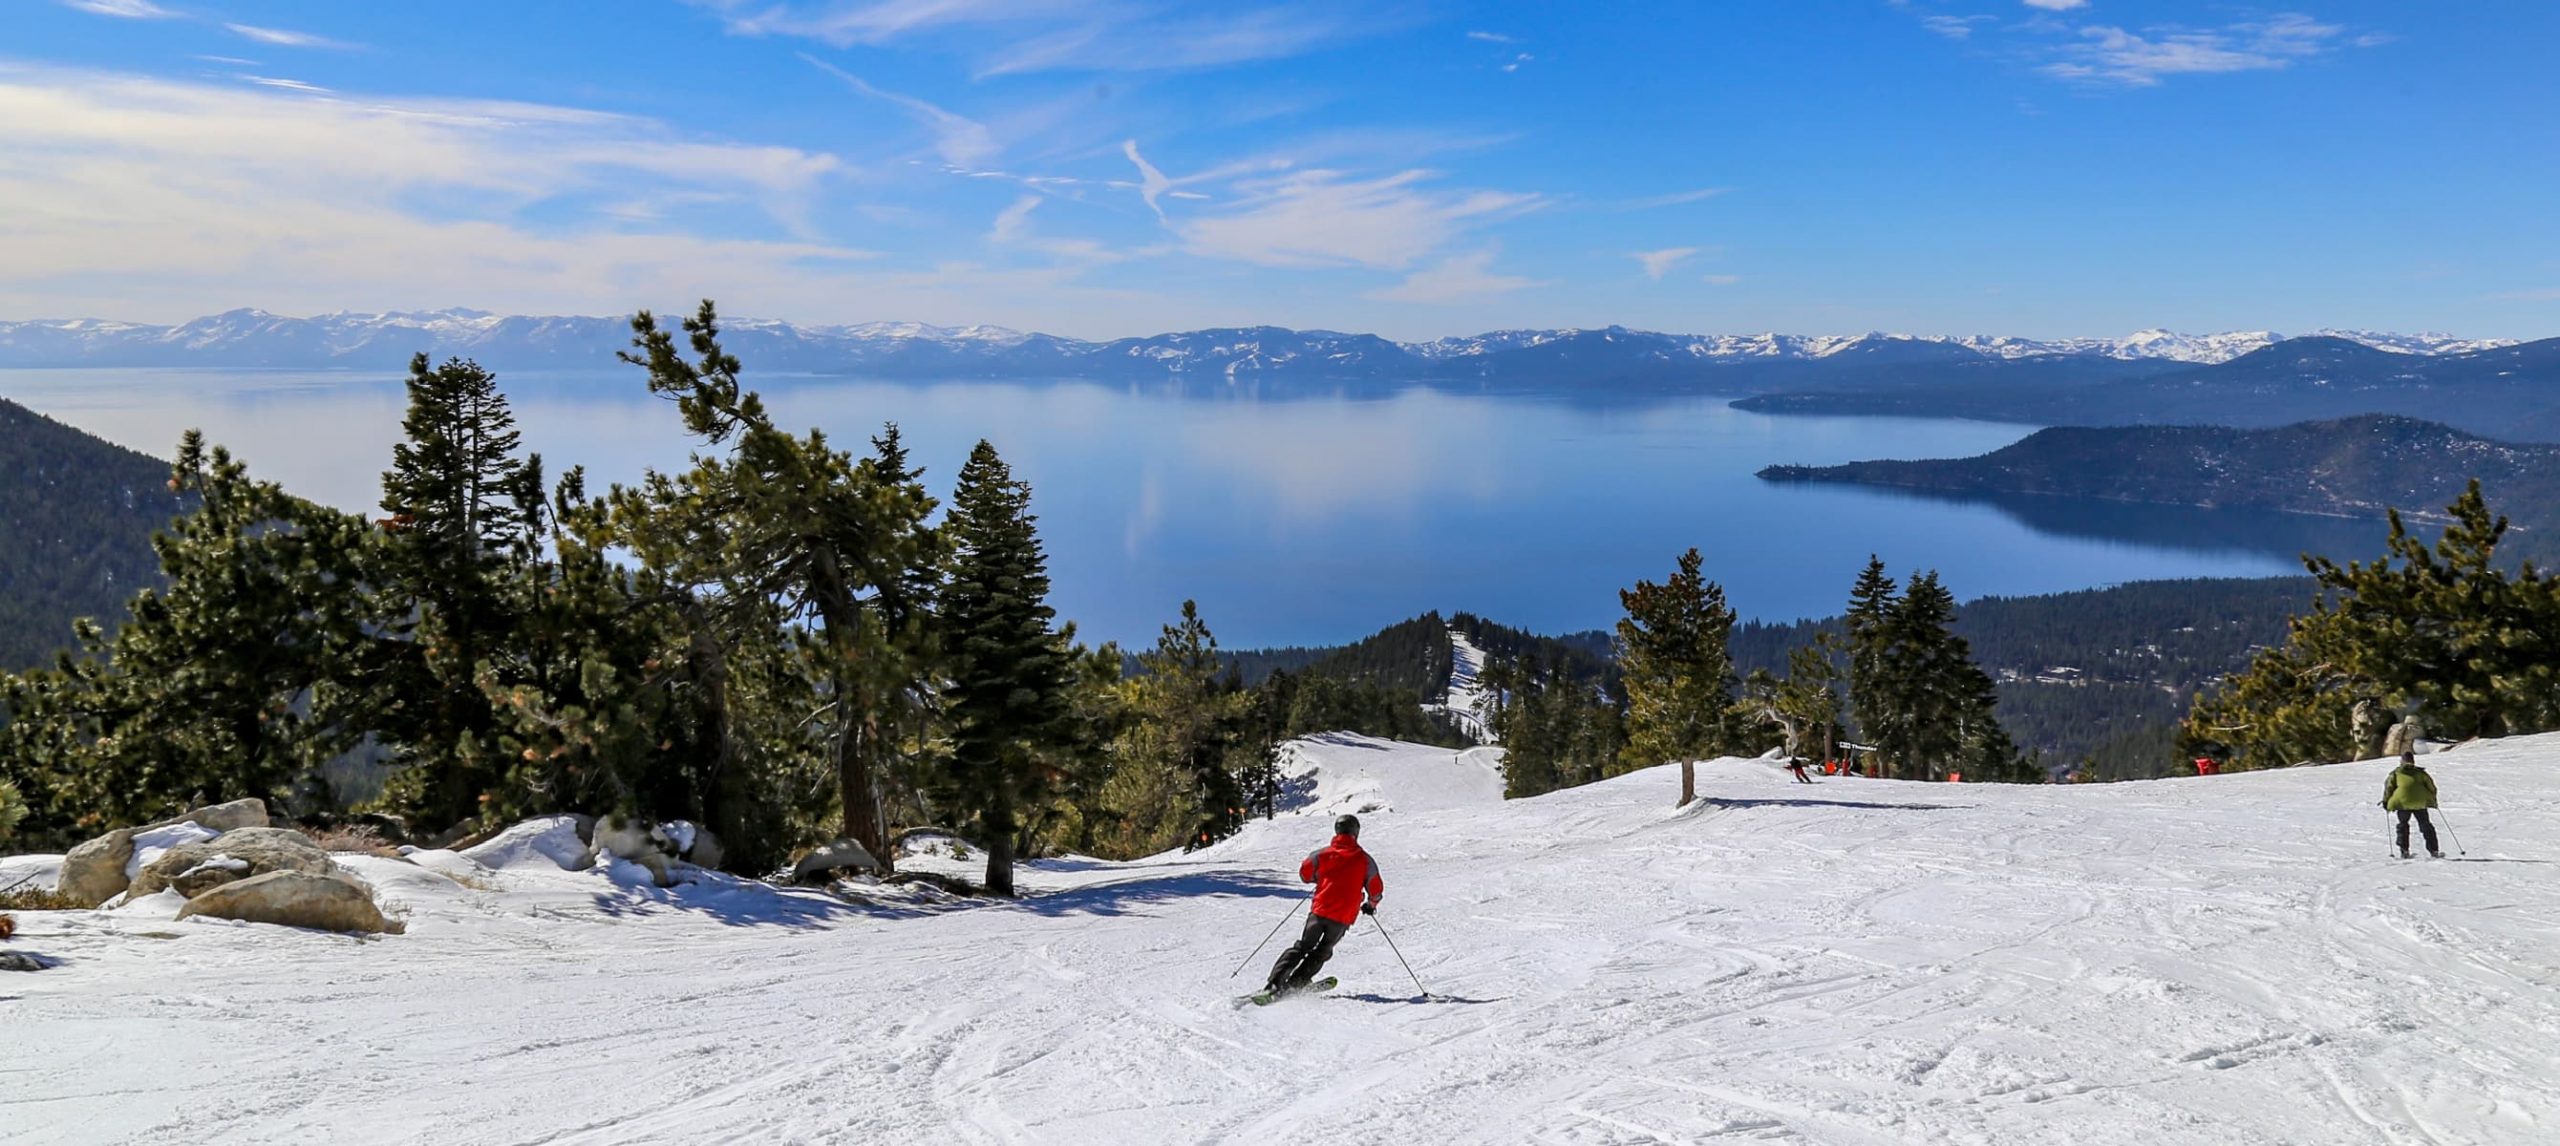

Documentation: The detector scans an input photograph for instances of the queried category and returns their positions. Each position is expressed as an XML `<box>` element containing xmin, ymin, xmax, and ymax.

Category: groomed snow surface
<box><xmin>6</xmin><ymin>732</ymin><xmax>2558</xmax><ymax>1144</ymax></box>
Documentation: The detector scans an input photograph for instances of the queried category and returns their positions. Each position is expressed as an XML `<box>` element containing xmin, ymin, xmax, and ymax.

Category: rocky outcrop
<box><xmin>128</xmin><ymin>827</ymin><xmax>335</xmax><ymax>898</ymax></box>
<box><xmin>175</xmin><ymin>870</ymin><xmax>395</xmax><ymax>935</ymax></box>
<box><xmin>152</xmin><ymin>798</ymin><xmax>270</xmax><ymax>834</ymax></box>
<box><xmin>57</xmin><ymin>828</ymin><xmax>136</xmax><ymax>908</ymax></box>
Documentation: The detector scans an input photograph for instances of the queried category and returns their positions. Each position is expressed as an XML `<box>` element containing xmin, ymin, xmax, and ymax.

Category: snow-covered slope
<box><xmin>1424</xmin><ymin>627</ymin><xmax>1501</xmax><ymax>744</ymax></box>
<box><xmin>7</xmin><ymin>733</ymin><xmax>2560</xmax><ymax>1144</ymax></box>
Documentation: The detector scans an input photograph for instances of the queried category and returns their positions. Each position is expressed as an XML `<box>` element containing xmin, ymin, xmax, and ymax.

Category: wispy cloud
<box><xmin>1701</xmin><ymin>274</ymin><xmax>1741</xmax><ymax>286</ymax></box>
<box><xmin>62</xmin><ymin>0</ymin><xmax>177</xmax><ymax>17</ymax></box>
<box><xmin>1630</xmin><ymin>247</ymin><xmax>1697</xmax><ymax>281</ymax></box>
<box><xmin>2022</xmin><ymin>0</ymin><xmax>2087</xmax><ymax>10</ymax></box>
<box><xmin>1177</xmin><ymin>169</ymin><xmax>1541</xmax><ymax>270</ymax></box>
<box><xmin>2041</xmin><ymin>14</ymin><xmax>2354</xmax><ymax>86</ymax></box>
<box><xmin>1622</xmin><ymin>187</ymin><xmax>1729</xmax><ymax>210</ymax></box>
<box><xmin>1366</xmin><ymin>249</ymin><xmax>1539</xmax><ymax>304</ymax></box>
<box><xmin>239</xmin><ymin>75</ymin><xmax>330</xmax><ymax>94</ymax></box>
<box><xmin>224</xmin><ymin>23</ymin><xmax>357</xmax><ymax>50</ymax></box>
<box><xmin>694</xmin><ymin>0</ymin><xmax>1388</xmax><ymax>76</ymax></box>
<box><xmin>800</xmin><ymin>54</ymin><xmax>995</xmax><ymax>166</ymax></box>
<box><xmin>1922</xmin><ymin>15</ymin><xmax>1993</xmax><ymax>40</ymax></box>
<box><xmin>1466</xmin><ymin>30</ymin><xmax>1514</xmax><ymax>44</ymax></box>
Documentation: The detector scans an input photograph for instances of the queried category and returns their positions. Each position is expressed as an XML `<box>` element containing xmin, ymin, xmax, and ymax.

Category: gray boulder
<box><xmin>58</xmin><ymin>828</ymin><xmax>136</xmax><ymax>908</ymax></box>
<box><xmin>159</xmin><ymin>798</ymin><xmax>270</xmax><ymax>834</ymax></box>
<box><xmin>2384</xmin><ymin>716</ymin><xmax>2425</xmax><ymax>758</ymax></box>
<box><xmin>129</xmin><ymin>827</ymin><xmax>335</xmax><ymax>898</ymax></box>
<box><xmin>176</xmin><ymin>871</ymin><xmax>394</xmax><ymax>935</ymax></box>
<box><xmin>791</xmin><ymin>838</ymin><xmax>882</xmax><ymax>884</ymax></box>
<box><xmin>0</xmin><ymin>951</ymin><xmax>47</xmax><ymax>972</ymax></box>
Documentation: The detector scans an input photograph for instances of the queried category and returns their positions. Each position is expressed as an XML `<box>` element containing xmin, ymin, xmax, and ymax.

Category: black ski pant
<box><xmin>2396</xmin><ymin>809</ymin><xmax>2440</xmax><ymax>854</ymax></box>
<box><xmin>1267</xmin><ymin>913</ymin><xmax>1350</xmax><ymax>990</ymax></box>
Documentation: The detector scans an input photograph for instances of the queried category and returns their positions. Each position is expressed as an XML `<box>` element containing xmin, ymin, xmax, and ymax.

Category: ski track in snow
<box><xmin>5</xmin><ymin>734</ymin><xmax>2560</xmax><ymax>1144</ymax></box>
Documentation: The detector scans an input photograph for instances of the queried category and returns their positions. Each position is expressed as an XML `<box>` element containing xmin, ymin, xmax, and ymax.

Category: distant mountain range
<box><xmin>1759</xmin><ymin>414</ymin><xmax>2560</xmax><ymax>548</ymax></box>
<box><xmin>0</xmin><ymin>307</ymin><xmax>2518</xmax><ymax>376</ymax></box>
<box><xmin>1733</xmin><ymin>336</ymin><xmax>2560</xmax><ymax>441</ymax></box>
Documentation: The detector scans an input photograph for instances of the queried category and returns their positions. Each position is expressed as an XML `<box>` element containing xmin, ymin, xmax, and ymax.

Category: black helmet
<box><xmin>1334</xmin><ymin>814</ymin><xmax>1361</xmax><ymax>838</ymax></box>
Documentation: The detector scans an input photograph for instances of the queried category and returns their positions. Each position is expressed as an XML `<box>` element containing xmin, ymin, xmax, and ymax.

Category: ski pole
<box><xmin>1369</xmin><ymin>912</ymin><xmax>1430</xmax><ymax>998</ymax></box>
<box><xmin>1231</xmin><ymin>896</ymin><xmax>1307</xmax><ymax>979</ymax></box>
<box><xmin>2437</xmin><ymin>809</ymin><xmax>2467</xmax><ymax>856</ymax></box>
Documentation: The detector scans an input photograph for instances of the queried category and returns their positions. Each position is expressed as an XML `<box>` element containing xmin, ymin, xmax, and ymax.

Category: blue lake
<box><xmin>0</xmin><ymin>369</ymin><xmax>2370</xmax><ymax>648</ymax></box>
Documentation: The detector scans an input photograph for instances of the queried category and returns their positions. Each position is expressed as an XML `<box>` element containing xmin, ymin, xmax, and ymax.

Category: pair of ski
<box><xmin>1240</xmin><ymin>976</ymin><xmax>1337</xmax><ymax>1007</ymax></box>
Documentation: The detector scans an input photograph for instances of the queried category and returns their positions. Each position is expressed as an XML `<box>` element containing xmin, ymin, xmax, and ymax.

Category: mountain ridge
<box><xmin>0</xmin><ymin>307</ymin><xmax>2520</xmax><ymax>374</ymax></box>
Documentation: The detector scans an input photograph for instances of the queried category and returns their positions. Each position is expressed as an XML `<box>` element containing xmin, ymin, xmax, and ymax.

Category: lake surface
<box><xmin>0</xmin><ymin>369</ymin><xmax>2374</xmax><ymax>648</ymax></box>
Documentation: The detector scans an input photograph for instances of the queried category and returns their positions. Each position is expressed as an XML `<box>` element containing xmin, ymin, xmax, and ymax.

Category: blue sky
<box><xmin>7</xmin><ymin>0</ymin><xmax>2557</xmax><ymax>339</ymax></box>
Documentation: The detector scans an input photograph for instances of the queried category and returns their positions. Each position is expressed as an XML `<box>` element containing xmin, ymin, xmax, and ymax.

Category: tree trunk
<box><xmin>1678</xmin><ymin>759</ymin><xmax>1695</xmax><ymax>807</ymax></box>
<box><xmin>983</xmin><ymin>827</ymin><xmax>1016</xmax><ymax>898</ymax></box>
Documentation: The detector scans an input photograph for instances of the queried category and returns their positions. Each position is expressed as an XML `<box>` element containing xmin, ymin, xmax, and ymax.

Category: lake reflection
<box><xmin>0</xmin><ymin>369</ymin><xmax>2336</xmax><ymax>647</ymax></box>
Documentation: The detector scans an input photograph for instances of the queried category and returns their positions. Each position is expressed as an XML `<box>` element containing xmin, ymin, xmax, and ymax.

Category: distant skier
<box><xmin>1786</xmin><ymin>759</ymin><xmax>1814</xmax><ymax>784</ymax></box>
<box><xmin>2381</xmin><ymin>751</ymin><xmax>2443</xmax><ymax>859</ymax></box>
<box><xmin>1263</xmin><ymin>814</ymin><xmax>1383</xmax><ymax>999</ymax></box>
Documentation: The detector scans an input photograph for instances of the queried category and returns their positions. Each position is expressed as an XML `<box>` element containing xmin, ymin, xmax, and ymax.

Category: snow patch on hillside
<box><xmin>1425</xmin><ymin>626</ymin><xmax>1500</xmax><ymax>744</ymax></box>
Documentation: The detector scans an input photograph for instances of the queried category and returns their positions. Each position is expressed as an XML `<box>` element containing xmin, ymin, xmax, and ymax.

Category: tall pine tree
<box><xmin>938</xmin><ymin>441</ymin><xmax>1074</xmax><ymax>896</ymax></box>
<box><xmin>1616</xmin><ymin>548</ymin><xmax>1738</xmax><ymax>805</ymax></box>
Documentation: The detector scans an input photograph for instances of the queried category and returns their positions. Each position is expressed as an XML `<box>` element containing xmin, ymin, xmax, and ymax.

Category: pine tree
<box><xmin>1843</xmin><ymin>556</ymin><xmax>1900</xmax><ymax>775</ymax></box>
<box><xmin>938</xmin><ymin>441</ymin><xmax>1075</xmax><ymax>896</ymax></box>
<box><xmin>617</xmin><ymin>303</ymin><xmax>942</xmax><ymax>870</ymax></box>
<box><xmin>1616</xmin><ymin>548</ymin><xmax>1738</xmax><ymax>805</ymax></box>
<box><xmin>1097</xmin><ymin>600</ymin><xmax>1246</xmax><ymax>856</ymax></box>
<box><xmin>4</xmin><ymin>434</ymin><xmax>375</xmax><ymax>827</ymax></box>
<box><xmin>371</xmin><ymin>355</ymin><xmax>546</xmax><ymax>832</ymax></box>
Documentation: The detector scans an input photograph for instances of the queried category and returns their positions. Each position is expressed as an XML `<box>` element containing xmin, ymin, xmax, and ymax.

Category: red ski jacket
<box><xmin>1300</xmin><ymin>833</ymin><xmax>1383</xmax><ymax>925</ymax></box>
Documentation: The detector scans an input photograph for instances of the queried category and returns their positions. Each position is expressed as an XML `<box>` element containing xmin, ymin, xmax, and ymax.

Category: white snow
<box><xmin>122</xmin><ymin>821</ymin><xmax>220</xmax><ymax>879</ymax></box>
<box><xmin>455</xmin><ymin>814</ymin><xmax>593</xmax><ymax>872</ymax></box>
<box><xmin>1426</xmin><ymin>626</ymin><xmax>1501</xmax><ymax>744</ymax></box>
<box><xmin>5</xmin><ymin>733</ymin><xmax>2559</xmax><ymax>1143</ymax></box>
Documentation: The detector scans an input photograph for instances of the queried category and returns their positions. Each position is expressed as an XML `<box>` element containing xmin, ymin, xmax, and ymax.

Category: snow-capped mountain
<box><xmin>0</xmin><ymin>307</ymin><xmax>2524</xmax><ymax>374</ymax></box>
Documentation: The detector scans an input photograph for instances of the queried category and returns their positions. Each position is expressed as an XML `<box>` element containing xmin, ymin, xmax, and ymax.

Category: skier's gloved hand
<box><xmin>1361</xmin><ymin>901</ymin><xmax>1377</xmax><ymax>916</ymax></box>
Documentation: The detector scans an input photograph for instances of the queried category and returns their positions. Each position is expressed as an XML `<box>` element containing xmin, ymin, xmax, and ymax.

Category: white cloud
<box><xmin>800</xmin><ymin>54</ymin><xmax>996</xmax><ymax>166</ymax></box>
<box><xmin>1466</xmin><ymin>30</ymin><xmax>1515</xmax><ymax>44</ymax></box>
<box><xmin>2022</xmin><ymin>0</ymin><xmax>2087</xmax><ymax>10</ymax></box>
<box><xmin>694</xmin><ymin>0</ymin><xmax>1385</xmax><ymax>76</ymax></box>
<box><xmin>2041</xmin><ymin>14</ymin><xmax>2351</xmax><ymax>86</ymax></box>
<box><xmin>1923</xmin><ymin>15</ymin><xmax>1993</xmax><ymax>40</ymax></box>
<box><xmin>990</xmin><ymin>194</ymin><xmax>1041</xmax><ymax>242</ymax></box>
<box><xmin>0</xmin><ymin>65</ymin><xmax>878</xmax><ymax>321</ymax></box>
<box><xmin>239</xmin><ymin>76</ymin><xmax>331</xmax><ymax>94</ymax></box>
<box><xmin>1631</xmin><ymin>247</ymin><xmax>1697</xmax><ymax>281</ymax></box>
<box><xmin>1123</xmin><ymin>139</ymin><xmax>1173</xmax><ymax>220</ymax></box>
<box><xmin>62</xmin><ymin>0</ymin><xmax>177</xmax><ymax>17</ymax></box>
<box><xmin>1177</xmin><ymin>169</ymin><xmax>1541</xmax><ymax>270</ymax></box>
<box><xmin>1365</xmin><ymin>249</ymin><xmax>1539</xmax><ymax>304</ymax></box>
<box><xmin>1622</xmin><ymin>187</ymin><xmax>1729</xmax><ymax>210</ymax></box>
<box><xmin>224</xmin><ymin>23</ymin><xmax>357</xmax><ymax>50</ymax></box>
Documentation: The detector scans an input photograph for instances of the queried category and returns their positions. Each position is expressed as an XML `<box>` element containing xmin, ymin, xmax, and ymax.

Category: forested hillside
<box><xmin>1760</xmin><ymin>415</ymin><xmax>2560</xmax><ymax>551</ymax></box>
<box><xmin>1735</xmin><ymin>336</ymin><xmax>2560</xmax><ymax>441</ymax></box>
<box><xmin>0</xmin><ymin>396</ymin><xmax>186</xmax><ymax>669</ymax></box>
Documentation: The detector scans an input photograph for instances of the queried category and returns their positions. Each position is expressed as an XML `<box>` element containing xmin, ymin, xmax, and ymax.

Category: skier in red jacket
<box><xmin>1263</xmin><ymin>814</ymin><xmax>1383</xmax><ymax>997</ymax></box>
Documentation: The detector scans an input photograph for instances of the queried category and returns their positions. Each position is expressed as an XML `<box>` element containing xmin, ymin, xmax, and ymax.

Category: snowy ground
<box><xmin>1427</xmin><ymin>626</ymin><xmax>1500</xmax><ymax>744</ymax></box>
<box><xmin>6</xmin><ymin>734</ymin><xmax>2559</xmax><ymax>1145</ymax></box>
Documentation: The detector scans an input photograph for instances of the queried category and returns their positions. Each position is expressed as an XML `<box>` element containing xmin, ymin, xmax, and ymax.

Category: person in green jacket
<box><xmin>2381</xmin><ymin>751</ymin><xmax>2442</xmax><ymax>859</ymax></box>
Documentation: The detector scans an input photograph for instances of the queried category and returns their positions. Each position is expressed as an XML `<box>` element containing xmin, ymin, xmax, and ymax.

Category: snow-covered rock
<box><xmin>457</xmin><ymin>815</ymin><xmax>594</xmax><ymax>873</ymax></box>
<box><xmin>128</xmin><ymin>827</ymin><xmax>333</xmax><ymax>898</ymax></box>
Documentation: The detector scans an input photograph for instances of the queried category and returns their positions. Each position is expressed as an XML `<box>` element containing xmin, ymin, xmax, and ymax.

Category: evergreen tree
<box><xmin>1843</xmin><ymin>556</ymin><xmax>1900</xmax><ymax>773</ymax></box>
<box><xmin>617</xmin><ymin>303</ymin><xmax>941</xmax><ymax>870</ymax></box>
<box><xmin>1097</xmin><ymin>600</ymin><xmax>1247</xmax><ymax>856</ymax></box>
<box><xmin>1</xmin><ymin>434</ymin><xmax>374</xmax><ymax>828</ymax></box>
<box><xmin>2184</xmin><ymin>481</ymin><xmax>2560</xmax><ymax>767</ymax></box>
<box><xmin>937</xmin><ymin>441</ymin><xmax>1075</xmax><ymax>896</ymax></box>
<box><xmin>371</xmin><ymin>355</ymin><xmax>546</xmax><ymax>831</ymax></box>
<box><xmin>1616</xmin><ymin>548</ymin><xmax>1738</xmax><ymax>805</ymax></box>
